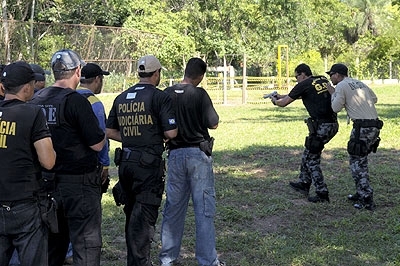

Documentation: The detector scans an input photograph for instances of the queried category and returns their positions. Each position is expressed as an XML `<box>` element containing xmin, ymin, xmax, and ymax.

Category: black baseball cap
<box><xmin>1</xmin><ymin>61</ymin><xmax>41</xmax><ymax>88</ymax></box>
<box><xmin>81</xmin><ymin>63</ymin><xmax>110</xmax><ymax>79</ymax></box>
<box><xmin>30</xmin><ymin>63</ymin><xmax>50</xmax><ymax>81</ymax></box>
<box><xmin>51</xmin><ymin>49</ymin><xmax>85</xmax><ymax>72</ymax></box>
<box><xmin>326</xmin><ymin>63</ymin><xmax>348</xmax><ymax>76</ymax></box>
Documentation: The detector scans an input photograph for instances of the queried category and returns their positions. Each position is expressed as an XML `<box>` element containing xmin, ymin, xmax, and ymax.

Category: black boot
<box><xmin>289</xmin><ymin>181</ymin><xmax>311</xmax><ymax>196</ymax></box>
<box><xmin>354</xmin><ymin>195</ymin><xmax>376</xmax><ymax>211</ymax></box>
<box><xmin>308</xmin><ymin>192</ymin><xmax>330</xmax><ymax>203</ymax></box>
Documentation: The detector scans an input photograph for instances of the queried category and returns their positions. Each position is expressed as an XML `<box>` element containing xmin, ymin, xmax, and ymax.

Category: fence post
<box><xmin>223</xmin><ymin>55</ymin><xmax>227</xmax><ymax>105</ymax></box>
<box><xmin>242</xmin><ymin>53</ymin><xmax>247</xmax><ymax>104</ymax></box>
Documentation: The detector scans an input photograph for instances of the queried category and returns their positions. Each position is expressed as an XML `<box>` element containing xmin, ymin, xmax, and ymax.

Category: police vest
<box><xmin>115</xmin><ymin>85</ymin><xmax>164</xmax><ymax>153</ymax></box>
<box><xmin>31</xmin><ymin>87</ymin><xmax>98</xmax><ymax>172</ymax></box>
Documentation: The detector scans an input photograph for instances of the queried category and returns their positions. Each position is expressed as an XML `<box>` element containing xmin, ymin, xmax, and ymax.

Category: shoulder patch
<box><xmin>126</xmin><ymin>92</ymin><xmax>137</xmax><ymax>99</ymax></box>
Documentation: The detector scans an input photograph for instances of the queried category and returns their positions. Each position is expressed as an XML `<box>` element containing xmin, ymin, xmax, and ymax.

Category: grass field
<box><xmin>97</xmin><ymin>84</ymin><xmax>400</xmax><ymax>266</ymax></box>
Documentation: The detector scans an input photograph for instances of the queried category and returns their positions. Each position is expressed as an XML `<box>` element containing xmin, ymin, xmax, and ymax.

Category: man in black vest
<box><xmin>30</xmin><ymin>49</ymin><xmax>106</xmax><ymax>266</ymax></box>
<box><xmin>106</xmin><ymin>55</ymin><xmax>177</xmax><ymax>266</ymax></box>
<box><xmin>0</xmin><ymin>61</ymin><xmax>56</xmax><ymax>266</ymax></box>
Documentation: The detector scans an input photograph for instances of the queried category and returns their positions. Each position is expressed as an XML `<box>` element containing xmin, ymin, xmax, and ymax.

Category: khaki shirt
<box><xmin>331</xmin><ymin>77</ymin><xmax>378</xmax><ymax>120</ymax></box>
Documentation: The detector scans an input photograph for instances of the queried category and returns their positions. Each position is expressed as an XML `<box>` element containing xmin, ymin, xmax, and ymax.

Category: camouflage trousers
<box><xmin>298</xmin><ymin>122</ymin><xmax>339</xmax><ymax>193</ymax></box>
<box><xmin>349</xmin><ymin>126</ymin><xmax>381</xmax><ymax>198</ymax></box>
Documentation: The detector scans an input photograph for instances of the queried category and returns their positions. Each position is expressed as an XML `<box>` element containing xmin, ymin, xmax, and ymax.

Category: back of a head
<box><xmin>184</xmin><ymin>58</ymin><xmax>207</xmax><ymax>79</ymax></box>
<box><xmin>295</xmin><ymin>63</ymin><xmax>312</xmax><ymax>76</ymax></box>
<box><xmin>30</xmin><ymin>63</ymin><xmax>48</xmax><ymax>82</ymax></box>
<box><xmin>137</xmin><ymin>55</ymin><xmax>161</xmax><ymax>78</ymax></box>
<box><xmin>80</xmin><ymin>63</ymin><xmax>110</xmax><ymax>84</ymax></box>
<box><xmin>1</xmin><ymin>61</ymin><xmax>37</xmax><ymax>93</ymax></box>
<box><xmin>51</xmin><ymin>49</ymin><xmax>84</xmax><ymax>78</ymax></box>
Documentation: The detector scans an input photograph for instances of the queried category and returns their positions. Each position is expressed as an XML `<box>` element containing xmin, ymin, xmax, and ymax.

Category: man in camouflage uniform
<box><xmin>271</xmin><ymin>63</ymin><xmax>338</xmax><ymax>203</ymax></box>
<box><xmin>327</xmin><ymin>63</ymin><xmax>382</xmax><ymax>211</ymax></box>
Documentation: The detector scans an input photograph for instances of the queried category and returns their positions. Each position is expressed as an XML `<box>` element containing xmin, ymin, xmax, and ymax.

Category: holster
<box><xmin>101</xmin><ymin>176</ymin><xmax>110</xmax><ymax>193</ymax></box>
<box><xmin>199</xmin><ymin>137</ymin><xmax>215</xmax><ymax>156</ymax></box>
<box><xmin>112</xmin><ymin>181</ymin><xmax>127</xmax><ymax>206</ymax></box>
<box><xmin>371</xmin><ymin>137</ymin><xmax>381</xmax><ymax>153</ymax></box>
<box><xmin>39</xmin><ymin>196</ymin><xmax>59</xmax><ymax>233</ymax></box>
<box><xmin>305</xmin><ymin>118</ymin><xmax>318</xmax><ymax>135</ymax></box>
<box><xmin>37</xmin><ymin>171</ymin><xmax>59</xmax><ymax>233</ymax></box>
<box><xmin>114</xmin><ymin>147</ymin><xmax>122</xmax><ymax>166</ymax></box>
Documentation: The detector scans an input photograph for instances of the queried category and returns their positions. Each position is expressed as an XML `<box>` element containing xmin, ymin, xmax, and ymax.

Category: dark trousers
<box><xmin>119</xmin><ymin>156</ymin><xmax>164</xmax><ymax>266</ymax></box>
<box><xmin>48</xmin><ymin>171</ymin><xmax>102</xmax><ymax>266</ymax></box>
<box><xmin>0</xmin><ymin>201</ymin><xmax>48</xmax><ymax>266</ymax></box>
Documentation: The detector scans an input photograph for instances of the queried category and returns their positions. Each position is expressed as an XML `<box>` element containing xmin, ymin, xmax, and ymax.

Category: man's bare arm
<box><xmin>34</xmin><ymin>137</ymin><xmax>56</xmax><ymax>170</ymax></box>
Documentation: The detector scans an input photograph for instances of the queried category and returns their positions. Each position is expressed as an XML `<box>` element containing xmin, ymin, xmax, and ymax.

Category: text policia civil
<box><xmin>0</xmin><ymin>120</ymin><xmax>16</xmax><ymax>148</ymax></box>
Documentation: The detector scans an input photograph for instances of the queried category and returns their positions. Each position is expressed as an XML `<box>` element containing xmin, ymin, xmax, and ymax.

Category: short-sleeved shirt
<box><xmin>106</xmin><ymin>83</ymin><xmax>177</xmax><ymax>155</ymax></box>
<box><xmin>31</xmin><ymin>86</ymin><xmax>105</xmax><ymax>174</ymax></box>
<box><xmin>77</xmin><ymin>88</ymin><xmax>110</xmax><ymax>167</ymax></box>
<box><xmin>164</xmin><ymin>83</ymin><xmax>219</xmax><ymax>147</ymax></box>
<box><xmin>0</xmin><ymin>99</ymin><xmax>51</xmax><ymax>201</ymax></box>
<box><xmin>331</xmin><ymin>77</ymin><xmax>378</xmax><ymax>120</ymax></box>
<box><xmin>289</xmin><ymin>75</ymin><xmax>336</xmax><ymax>121</ymax></box>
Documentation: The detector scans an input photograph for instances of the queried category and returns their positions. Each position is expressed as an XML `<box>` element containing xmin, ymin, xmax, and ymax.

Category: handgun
<box><xmin>263</xmin><ymin>91</ymin><xmax>278</xmax><ymax>99</ymax></box>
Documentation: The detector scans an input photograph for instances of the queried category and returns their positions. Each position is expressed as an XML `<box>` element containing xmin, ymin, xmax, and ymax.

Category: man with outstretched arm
<box><xmin>270</xmin><ymin>63</ymin><xmax>338</xmax><ymax>203</ymax></box>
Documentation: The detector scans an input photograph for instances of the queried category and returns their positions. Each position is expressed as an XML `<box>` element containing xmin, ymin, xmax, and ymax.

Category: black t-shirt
<box><xmin>106</xmin><ymin>83</ymin><xmax>177</xmax><ymax>155</ymax></box>
<box><xmin>288</xmin><ymin>76</ymin><xmax>336</xmax><ymax>121</ymax></box>
<box><xmin>0</xmin><ymin>99</ymin><xmax>51</xmax><ymax>201</ymax></box>
<box><xmin>31</xmin><ymin>86</ymin><xmax>105</xmax><ymax>174</ymax></box>
<box><xmin>164</xmin><ymin>83</ymin><xmax>219</xmax><ymax>147</ymax></box>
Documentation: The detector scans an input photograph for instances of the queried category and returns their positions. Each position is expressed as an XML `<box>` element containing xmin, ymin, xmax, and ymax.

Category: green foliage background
<box><xmin>2</xmin><ymin>0</ymin><xmax>400</xmax><ymax>79</ymax></box>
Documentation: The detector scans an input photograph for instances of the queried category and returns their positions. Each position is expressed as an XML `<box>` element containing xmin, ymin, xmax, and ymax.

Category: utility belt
<box><xmin>114</xmin><ymin>147</ymin><xmax>162</xmax><ymax>168</ymax></box>
<box><xmin>347</xmin><ymin>118</ymin><xmax>383</xmax><ymax>156</ymax></box>
<box><xmin>56</xmin><ymin>170</ymin><xmax>98</xmax><ymax>184</ymax></box>
<box><xmin>353</xmin><ymin>119</ymin><xmax>383</xmax><ymax>129</ymax></box>
<box><xmin>305</xmin><ymin>117</ymin><xmax>337</xmax><ymax>134</ymax></box>
<box><xmin>168</xmin><ymin>138</ymin><xmax>215</xmax><ymax>157</ymax></box>
<box><xmin>121</xmin><ymin>148</ymin><xmax>142</xmax><ymax>161</ymax></box>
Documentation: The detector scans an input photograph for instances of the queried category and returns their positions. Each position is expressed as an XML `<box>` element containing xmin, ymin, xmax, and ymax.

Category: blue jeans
<box><xmin>159</xmin><ymin>148</ymin><xmax>220</xmax><ymax>266</ymax></box>
<box><xmin>0</xmin><ymin>201</ymin><xmax>48</xmax><ymax>266</ymax></box>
